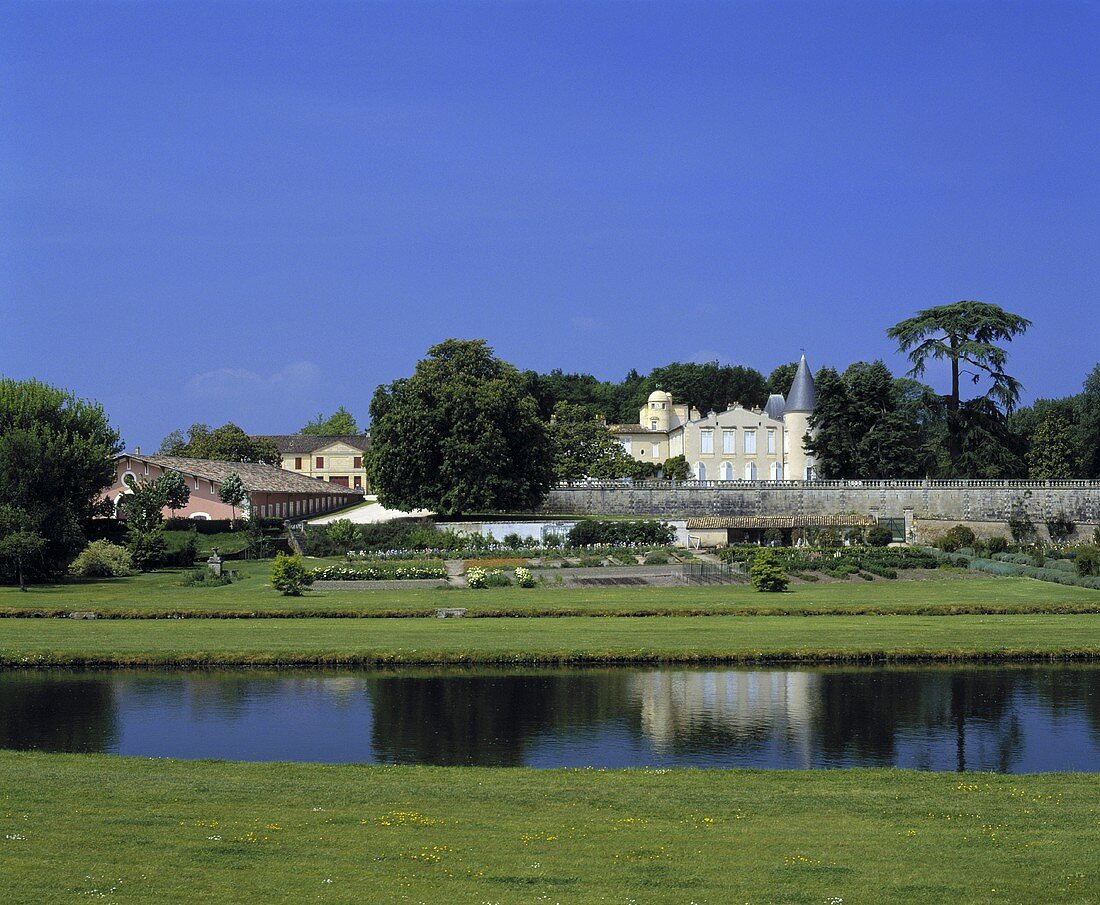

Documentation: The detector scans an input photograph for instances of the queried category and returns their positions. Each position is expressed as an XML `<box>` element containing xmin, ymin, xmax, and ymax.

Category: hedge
<box><xmin>311</xmin><ymin>562</ymin><xmax>447</xmax><ymax>581</ymax></box>
<box><xmin>968</xmin><ymin>558</ymin><xmax>1100</xmax><ymax>590</ymax></box>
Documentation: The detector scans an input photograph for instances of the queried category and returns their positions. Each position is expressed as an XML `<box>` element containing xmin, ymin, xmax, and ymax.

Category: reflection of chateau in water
<box><xmin>631</xmin><ymin>670</ymin><xmax>819</xmax><ymax>764</ymax></box>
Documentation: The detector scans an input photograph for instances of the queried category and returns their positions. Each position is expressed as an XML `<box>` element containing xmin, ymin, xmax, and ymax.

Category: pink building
<box><xmin>103</xmin><ymin>454</ymin><xmax>363</xmax><ymax>521</ymax></box>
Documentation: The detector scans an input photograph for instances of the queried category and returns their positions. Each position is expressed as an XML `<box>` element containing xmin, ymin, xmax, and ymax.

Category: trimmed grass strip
<box><xmin>1</xmin><ymin>751</ymin><xmax>1097</xmax><ymax>904</ymax></box>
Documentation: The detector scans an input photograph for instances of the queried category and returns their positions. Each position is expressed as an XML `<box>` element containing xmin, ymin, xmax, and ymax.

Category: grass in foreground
<box><xmin>2</xmin><ymin>570</ymin><xmax>1098</xmax><ymax>618</ymax></box>
<box><xmin>1</xmin><ymin>613</ymin><xmax>1097</xmax><ymax>666</ymax></box>
<box><xmin>1</xmin><ymin>751</ymin><xmax>1096</xmax><ymax>904</ymax></box>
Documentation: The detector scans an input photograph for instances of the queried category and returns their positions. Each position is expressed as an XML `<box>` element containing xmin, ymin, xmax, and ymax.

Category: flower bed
<box><xmin>312</xmin><ymin>562</ymin><xmax>448</xmax><ymax>581</ymax></box>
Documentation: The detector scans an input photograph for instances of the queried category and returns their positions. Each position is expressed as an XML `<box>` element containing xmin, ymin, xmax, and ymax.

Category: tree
<box><xmin>749</xmin><ymin>549</ymin><xmax>789</xmax><ymax>592</ymax></box>
<box><xmin>1074</xmin><ymin>364</ymin><xmax>1100</xmax><ymax>477</ymax></box>
<box><xmin>367</xmin><ymin>339</ymin><xmax>554</xmax><ymax>516</ymax></box>
<box><xmin>326</xmin><ymin>519</ymin><xmax>361</xmax><ymax>556</ymax></box>
<box><xmin>0</xmin><ymin>506</ymin><xmax>46</xmax><ymax>591</ymax></box>
<box><xmin>807</xmin><ymin>361</ymin><xmax>929</xmax><ymax>478</ymax></box>
<box><xmin>300</xmin><ymin>406</ymin><xmax>359</xmax><ymax>436</ymax></box>
<box><xmin>157</xmin><ymin>423</ymin><xmax>280</xmax><ymax>466</ymax></box>
<box><xmin>159</xmin><ymin>469</ymin><xmax>191</xmax><ymax>517</ymax></box>
<box><xmin>218</xmin><ymin>473</ymin><xmax>247</xmax><ymax>527</ymax></box>
<box><xmin>887</xmin><ymin>301</ymin><xmax>1031</xmax><ymax>473</ymax></box>
<box><xmin>549</xmin><ymin>402</ymin><xmax>634</xmax><ymax>481</ymax></box>
<box><xmin>118</xmin><ymin>474</ymin><xmax>172</xmax><ymax>571</ymax></box>
<box><xmin>0</xmin><ymin>378</ymin><xmax>122</xmax><ymax>582</ymax></box>
<box><xmin>766</xmin><ymin>362</ymin><xmax>799</xmax><ymax>397</ymax></box>
<box><xmin>1026</xmin><ymin>413</ymin><xmax>1076</xmax><ymax>479</ymax></box>
<box><xmin>661</xmin><ymin>455</ymin><xmax>691</xmax><ymax>481</ymax></box>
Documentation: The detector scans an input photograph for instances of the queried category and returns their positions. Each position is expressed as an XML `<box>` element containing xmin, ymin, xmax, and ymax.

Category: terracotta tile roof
<box><xmin>686</xmin><ymin>514</ymin><xmax>876</xmax><ymax>529</ymax></box>
<box><xmin>257</xmin><ymin>434</ymin><xmax>371</xmax><ymax>454</ymax></box>
<box><xmin>126</xmin><ymin>455</ymin><xmax>364</xmax><ymax>497</ymax></box>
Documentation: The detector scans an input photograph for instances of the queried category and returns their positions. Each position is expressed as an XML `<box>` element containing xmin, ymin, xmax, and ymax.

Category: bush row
<box><xmin>968</xmin><ymin>558</ymin><xmax>1100</xmax><ymax>590</ymax></box>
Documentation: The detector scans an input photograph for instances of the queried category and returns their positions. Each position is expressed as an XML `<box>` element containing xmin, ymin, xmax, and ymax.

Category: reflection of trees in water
<box><xmin>367</xmin><ymin>670</ymin><xmax>632</xmax><ymax>766</ymax></box>
<box><xmin>812</xmin><ymin>668</ymin><xmax>1024</xmax><ymax>770</ymax></box>
<box><xmin>1029</xmin><ymin>666</ymin><xmax>1100</xmax><ymax>746</ymax></box>
<box><xmin>0</xmin><ymin>674</ymin><xmax>118</xmax><ymax>753</ymax></box>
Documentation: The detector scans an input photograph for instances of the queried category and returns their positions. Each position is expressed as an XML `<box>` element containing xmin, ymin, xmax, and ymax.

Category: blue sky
<box><xmin>3</xmin><ymin>0</ymin><xmax>1098</xmax><ymax>449</ymax></box>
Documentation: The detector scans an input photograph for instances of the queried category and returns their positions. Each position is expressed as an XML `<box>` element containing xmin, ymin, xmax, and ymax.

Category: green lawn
<box><xmin>1</xmin><ymin>751</ymin><xmax>1096</xmax><ymax>904</ymax></box>
<box><xmin>1</xmin><ymin>612</ymin><xmax>1097</xmax><ymax>666</ymax></box>
<box><xmin>2</xmin><ymin>569</ymin><xmax>1098</xmax><ymax>618</ymax></box>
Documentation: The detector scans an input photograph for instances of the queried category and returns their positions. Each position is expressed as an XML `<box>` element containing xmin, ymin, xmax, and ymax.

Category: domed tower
<box><xmin>783</xmin><ymin>354</ymin><xmax>817</xmax><ymax>480</ymax></box>
<box><xmin>645</xmin><ymin>390</ymin><xmax>673</xmax><ymax>432</ymax></box>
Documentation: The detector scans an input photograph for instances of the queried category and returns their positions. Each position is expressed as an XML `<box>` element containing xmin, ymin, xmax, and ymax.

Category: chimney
<box><xmin>135</xmin><ymin>446</ymin><xmax>141</xmax><ymax>456</ymax></box>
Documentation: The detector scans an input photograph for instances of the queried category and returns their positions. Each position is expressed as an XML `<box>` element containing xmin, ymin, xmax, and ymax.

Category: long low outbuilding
<box><xmin>103</xmin><ymin>454</ymin><xmax>364</xmax><ymax>521</ymax></box>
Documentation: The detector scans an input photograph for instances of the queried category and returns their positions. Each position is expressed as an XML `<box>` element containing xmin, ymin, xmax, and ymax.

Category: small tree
<box><xmin>159</xmin><ymin>469</ymin><xmax>191</xmax><ymax>517</ymax></box>
<box><xmin>0</xmin><ymin>507</ymin><xmax>46</xmax><ymax>591</ymax></box>
<box><xmin>326</xmin><ymin>519</ymin><xmax>361</xmax><ymax>557</ymax></box>
<box><xmin>119</xmin><ymin>475</ymin><xmax>171</xmax><ymax>571</ymax></box>
<box><xmin>218</xmin><ymin>473</ymin><xmax>247</xmax><ymax>528</ymax></box>
<box><xmin>750</xmin><ymin>549</ymin><xmax>789</xmax><ymax>592</ymax></box>
<box><xmin>270</xmin><ymin>553</ymin><xmax>313</xmax><ymax>596</ymax></box>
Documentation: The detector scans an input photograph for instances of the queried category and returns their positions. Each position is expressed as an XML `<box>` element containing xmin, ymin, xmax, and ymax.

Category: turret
<box><xmin>644</xmin><ymin>390</ymin><xmax>673</xmax><ymax>432</ymax></box>
<box><xmin>783</xmin><ymin>354</ymin><xmax>817</xmax><ymax>480</ymax></box>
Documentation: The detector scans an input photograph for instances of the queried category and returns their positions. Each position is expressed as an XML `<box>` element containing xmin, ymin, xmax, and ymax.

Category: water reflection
<box><xmin>0</xmin><ymin>665</ymin><xmax>1097</xmax><ymax>772</ymax></box>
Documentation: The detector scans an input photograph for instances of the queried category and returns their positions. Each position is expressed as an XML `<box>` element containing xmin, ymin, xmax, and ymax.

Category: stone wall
<box><xmin>541</xmin><ymin>480</ymin><xmax>1100</xmax><ymax>530</ymax></box>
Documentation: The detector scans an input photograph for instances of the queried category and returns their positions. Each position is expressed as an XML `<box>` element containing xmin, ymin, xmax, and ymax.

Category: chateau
<box><xmin>611</xmin><ymin>354</ymin><xmax>818</xmax><ymax>481</ymax></box>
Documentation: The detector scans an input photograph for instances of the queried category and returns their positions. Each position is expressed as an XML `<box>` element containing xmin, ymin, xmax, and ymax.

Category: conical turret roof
<box><xmin>785</xmin><ymin>354</ymin><xmax>816</xmax><ymax>413</ymax></box>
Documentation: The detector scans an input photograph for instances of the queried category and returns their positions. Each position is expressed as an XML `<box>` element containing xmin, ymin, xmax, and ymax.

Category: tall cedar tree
<box><xmin>887</xmin><ymin>301</ymin><xmax>1031</xmax><ymax>474</ymax></box>
<box><xmin>367</xmin><ymin>339</ymin><xmax>554</xmax><ymax>516</ymax></box>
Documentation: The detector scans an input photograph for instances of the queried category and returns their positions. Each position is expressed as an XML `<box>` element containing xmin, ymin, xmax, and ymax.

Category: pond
<box><xmin>1</xmin><ymin>664</ymin><xmax>1098</xmax><ymax>772</ymax></box>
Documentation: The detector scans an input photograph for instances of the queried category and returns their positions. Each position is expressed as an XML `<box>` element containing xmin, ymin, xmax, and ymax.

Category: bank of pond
<box><xmin>2</xmin><ymin>663</ymin><xmax>1097</xmax><ymax>773</ymax></box>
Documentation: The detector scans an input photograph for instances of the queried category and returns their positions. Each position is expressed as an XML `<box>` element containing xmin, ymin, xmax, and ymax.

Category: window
<box><xmin>651</xmin><ymin>443</ymin><xmax>660</xmax><ymax>458</ymax></box>
<box><xmin>650</xmin><ymin>419</ymin><xmax>658</xmax><ymax>430</ymax></box>
<box><xmin>700</xmin><ymin>430</ymin><xmax>714</xmax><ymax>454</ymax></box>
<box><xmin>353</xmin><ymin>456</ymin><xmax>362</xmax><ymax>469</ymax></box>
<box><xmin>316</xmin><ymin>456</ymin><xmax>324</xmax><ymax>468</ymax></box>
<box><xmin>784</xmin><ymin>430</ymin><xmax>790</xmax><ymax>454</ymax></box>
<box><xmin>143</xmin><ymin>463</ymin><xmax>149</xmax><ymax>475</ymax></box>
<box><xmin>697</xmin><ymin>462</ymin><xmax>707</xmax><ymax>480</ymax></box>
<box><xmin>770</xmin><ymin>461</ymin><xmax>783</xmax><ymax>481</ymax></box>
<box><xmin>723</xmin><ymin>430</ymin><xmax>735</xmax><ymax>454</ymax></box>
<box><xmin>621</xmin><ymin>438</ymin><xmax>632</xmax><ymax>454</ymax></box>
<box><xmin>721</xmin><ymin>462</ymin><xmax>733</xmax><ymax>481</ymax></box>
<box><xmin>639</xmin><ymin>446</ymin><xmax>645</xmax><ymax>455</ymax></box>
<box><xmin>294</xmin><ymin>457</ymin><xmax>302</xmax><ymax>469</ymax></box>
<box><xmin>767</xmin><ymin>429</ymin><xmax>776</xmax><ymax>455</ymax></box>
<box><xmin>354</xmin><ymin>475</ymin><xmax>362</xmax><ymax>488</ymax></box>
<box><xmin>744</xmin><ymin>429</ymin><xmax>757</xmax><ymax>454</ymax></box>
<box><xmin>745</xmin><ymin>462</ymin><xmax>757</xmax><ymax>480</ymax></box>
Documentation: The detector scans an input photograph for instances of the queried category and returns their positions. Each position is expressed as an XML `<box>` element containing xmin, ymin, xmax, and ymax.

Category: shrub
<box><xmin>514</xmin><ymin>566</ymin><xmax>536</xmax><ymax>588</ymax></box>
<box><xmin>179</xmin><ymin>568</ymin><xmax>232</xmax><ymax>588</ymax></box>
<box><xmin>643</xmin><ymin>551</ymin><xmax>670</xmax><ymax>565</ymax></box>
<box><xmin>579</xmin><ymin>556</ymin><xmax>605</xmax><ymax>568</ymax></box>
<box><xmin>566</xmin><ymin>520</ymin><xmax>675</xmax><ymax>548</ymax></box>
<box><xmin>936</xmin><ymin>525</ymin><xmax>976</xmax><ymax>553</ymax></box>
<box><xmin>465</xmin><ymin>567</ymin><xmax>487</xmax><ymax>589</ymax></box>
<box><xmin>749</xmin><ymin>549</ymin><xmax>788</xmax><ymax>592</ymax></box>
<box><xmin>763</xmin><ymin>527</ymin><xmax>784</xmax><ymax>546</ymax></box>
<box><xmin>986</xmin><ymin>535</ymin><xmax>1009</xmax><ymax>555</ymax></box>
<box><xmin>270</xmin><ymin>553</ymin><xmax>313</xmax><ymax>596</ymax></box>
<box><xmin>1008</xmin><ymin>513</ymin><xmax>1037</xmax><ymax>545</ymax></box>
<box><xmin>814</xmin><ymin>527</ymin><xmax>841</xmax><ymax>548</ymax></box>
<box><xmin>126</xmin><ymin>526</ymin><xmax>168</xmax><ymax>571</ymax></box>
<box><xmin>68</xmin><ymin>540</ymin><xmax>135</xmax><ymax>577</ymax></box>
<box><xmin>1075</xmin><ymin>546</ymin><xmax>1100</xmax><ymax>577</ymax></box>
<box><xmin>465</xmin><ymin>567</ymin><xmax>511</xmax><ymax>589</ymax></box>
<box><xmin>1046</xmin><ymin>512</ymin><xmax>1077</xmax><ymax>544</ymax></box>
<box><xmin>866</xmin><ymin>525</ymin><xmax>894</xmax><ymax>548</ymax></box>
